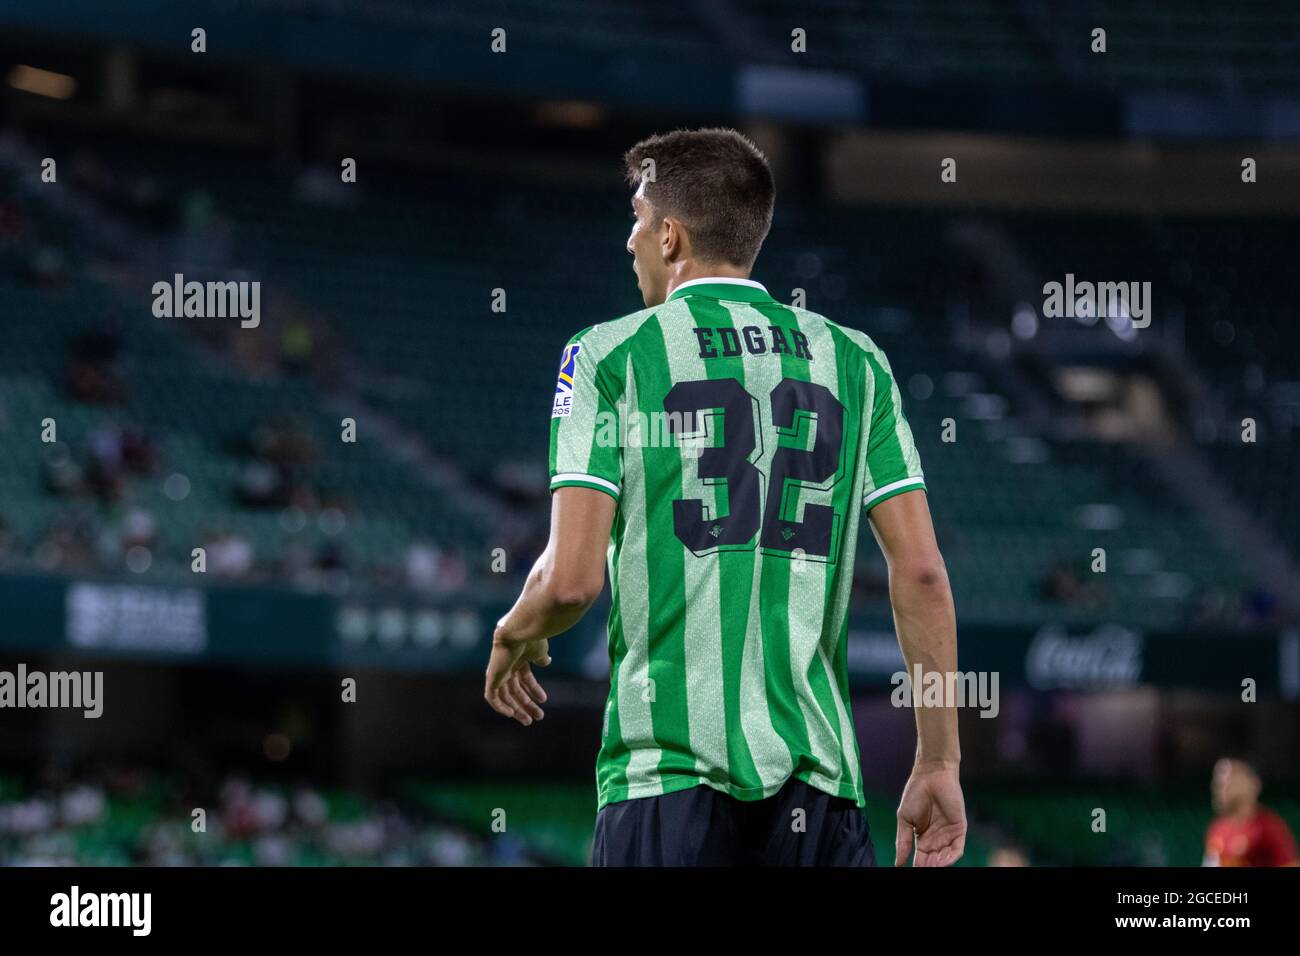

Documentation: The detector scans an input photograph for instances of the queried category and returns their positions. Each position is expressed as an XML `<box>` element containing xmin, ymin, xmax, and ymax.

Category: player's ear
<box><xmin>660</xmin><ymin>216</ymin><xmax>684</xmax><ymax>263</ymax></box>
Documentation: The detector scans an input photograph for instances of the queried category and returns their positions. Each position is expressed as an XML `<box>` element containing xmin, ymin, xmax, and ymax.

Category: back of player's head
<box><xmin>624</xmin><ymin>128</ymin><xmax>775</xmax><ymax>270</ymax></box>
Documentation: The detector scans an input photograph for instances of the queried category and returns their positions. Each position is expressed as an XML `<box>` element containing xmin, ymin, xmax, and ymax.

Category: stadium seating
<box><xmin>0</xmin><ymin>771</ymin><xmax>533</xmax><ymax>866</ymax></box>
<box><xmin>994</xmin><ymin>210</ymin><xmax>1300</xmax><ymax>565</ymax></box>
<box><xmin>166</xmin><ymin>161</ymin><xmax>1258</xmax><ymax>626</ymax></box>
<box><xmin>3</xmin><ymin>140</ymin><xmax>1289</xmax><ymax>628</ymax></box>
<box><xmin>236</xmin><ymin>0</ymin><xmax>1300</xmax><ymax>95</ymax></box>
<box><xmin>0</xmin><ymin>165</ymin><xmax>491</xmax><ymax>587</ymax></box>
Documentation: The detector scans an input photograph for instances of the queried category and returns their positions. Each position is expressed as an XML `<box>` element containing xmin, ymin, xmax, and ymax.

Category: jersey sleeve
<box><xmin>862</xmin><ymin>348</ymin><xmax>926</xmax><ymax>511</ymax></box>
<box><xmin>548</xmin><ymin>333</ymin><xmax>623</xmax><ymax>502</ymax></box>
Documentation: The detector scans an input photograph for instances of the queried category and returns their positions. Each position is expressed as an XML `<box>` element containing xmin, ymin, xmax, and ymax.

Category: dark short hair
<box><xmin>624</xmin><ymin>128</ymin><xmax>775</xmax><ymax>270</ymax></box>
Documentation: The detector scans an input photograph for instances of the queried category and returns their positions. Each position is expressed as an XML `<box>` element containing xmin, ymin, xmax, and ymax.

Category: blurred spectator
<box><xmin>120</xmin><ymin>427</ymin><xmax>160</xmax><ymax>475</ymax></box>
<box><xmin>1</xmin><ymin>767</ymin><xmax>532</xmax><ymax>866</ymax></box>
<box><xmin>93</xmin><ymin>500</ymin><xmax>157</xmax><ymax>571</ymax></box>
<box><xmin>404</xmin><ymin>541</ymin><xmax>443</xmax><ymax>590</ymax></box>
<box><xmin>433</xmin><ymin>549</ymin><xmax>467</xmax><ymax>595</ymax></box>
<box><xmin>1204</xmin><ymin>758</ymin><xmax>1299</xmax><ymax>867</ymax></box>
<box><xmin>66</xmin><ymin>326</ymin><xmax>126</xmax><ymax>404</ymax></box>
<box><xmin>41</xmin><ymin>444</ymin><xmax>85</xmax><ymax>497</ymax></box>
<box><xmin>119</xmin><ymin>504</ymin><xmax>158</xmax><ymax>551</ymax></box>
<box><xmin>278</xmin><ymin>317</ymin><xmax>315</xmax><ymax>375</ymax></box>
<box><xmin>251</xmin><ymin>419</ymin><xmax>318</xmax><ymax>468</ymax></box>
<box><xmin>232</xmin><ymin>419</ymin><xmax>320</xmax><ymax>511</ymax></box>
<box><xmin>1041</xmin><ymin>560</ymin><xmax>1106</xmax><ymax>611</ymax></box>
<box><xmin>86</xmin><ymin>424</ymin><xmax>129</xmax><ymax>501</ymax></box>
<box><xmin>237</xmin><ymin>459</ymin><xmax>283</xmax><ymax>508</ymax></box>
<box><xmin>988</xmin><ymin>843</ymin><xmax>1030</xmax><ymax>867</ymax></box>
<box><xmin>206</xmin><ymin>530</ymin><xmax>255</xmax><ymax>579</ymax></box>
<box><xmin>34</xmin><ymin>514</ymin><xmax>97</xmax><ymax>571</ymax></box>
<box><xmin>1042</xmin><ymin>561</ymin><xmax>1084</xmax><ymax>604</ymax></box>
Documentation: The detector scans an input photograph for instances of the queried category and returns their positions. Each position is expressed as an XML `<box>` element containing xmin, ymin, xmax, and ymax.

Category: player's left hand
<box><xmin>484</xmin><ymin>633</ymin><xmax>551</xmax><ymax>726</ymax></box>
<box><xmin>895</xmin><ymin>761</ymin><xmax>966</xmax><ymax>867</ymax></box>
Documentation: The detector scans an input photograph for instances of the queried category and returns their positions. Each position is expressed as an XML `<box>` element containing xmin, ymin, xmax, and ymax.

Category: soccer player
<box><xmin>1203</xmin><ymin>757</ymin><xmax>1298</xmax><ymax>866</ymax></box>
<box><xmin>484</xmin><ymin>128</ymin><xmax>965</xmax><ymax>866</ymax></box>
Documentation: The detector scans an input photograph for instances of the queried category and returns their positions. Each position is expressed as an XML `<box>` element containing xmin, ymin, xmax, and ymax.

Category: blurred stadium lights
<box><xmin>532</xmin><ymin>100</ymin><xmax>605</xmax><ymax>129</ymax></box>
<box><xmin>6</xmin><ymin>64</ymin><xmax>75</xmax><ymax>99</ymax></box>
<box><xmin>737</xmin><ymin>64</ymin><xmax>864</xmax><ymax>123</ymax></box>
<box><xmin>1012</xmin><ymin>303</ymin><xmax>1038</xmax><ymax>340</ymax></box>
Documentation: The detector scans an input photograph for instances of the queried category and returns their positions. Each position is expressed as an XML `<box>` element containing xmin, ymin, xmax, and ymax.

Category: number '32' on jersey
<box><xmin>548</xmin><ymin>278</ymin><xmax>925</xmax><ymax>810</ymax></box>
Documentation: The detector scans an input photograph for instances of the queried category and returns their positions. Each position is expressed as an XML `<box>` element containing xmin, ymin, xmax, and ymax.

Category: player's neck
<box><xmin>664</xmin><ymin>262</ymin><xmax>750</xmax><ymax>297</ymax></box>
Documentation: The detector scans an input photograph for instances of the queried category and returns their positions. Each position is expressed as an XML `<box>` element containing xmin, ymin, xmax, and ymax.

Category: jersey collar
<box><xmin>666</xmin><ymin>277</ymin><xmax>774</xmax><ymax>304</ymax></box>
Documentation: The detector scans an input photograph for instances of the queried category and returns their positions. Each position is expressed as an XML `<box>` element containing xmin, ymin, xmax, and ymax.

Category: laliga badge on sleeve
<box><xmin>552</xmin><ymin>343</ymin><xmax>580</xmax><ymax>418</ymax></box>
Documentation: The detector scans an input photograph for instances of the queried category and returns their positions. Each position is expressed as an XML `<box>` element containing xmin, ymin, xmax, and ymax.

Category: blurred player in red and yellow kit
<box><xmin>1203</xmin><ymin>758</ymin><xmax>1298</xmax><ymax>867</ymax></box>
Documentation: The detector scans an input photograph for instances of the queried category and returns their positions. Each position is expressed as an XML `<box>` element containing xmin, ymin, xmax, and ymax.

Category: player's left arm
<box><xmin>484</xmin><ymin>486</ymin><xmax>616</xmax><ymax>726</ymax></box>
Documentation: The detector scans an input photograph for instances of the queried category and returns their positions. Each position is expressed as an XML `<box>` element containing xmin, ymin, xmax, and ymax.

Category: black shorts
<box><xmin>591</xmin><ymin>777</ymin><xmax>876</xmax><ymax>867</ymax></box>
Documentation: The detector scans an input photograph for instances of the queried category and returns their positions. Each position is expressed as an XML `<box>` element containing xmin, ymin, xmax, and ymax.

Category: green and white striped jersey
<box><xmin>549</xmin><ymin>278</ymin><xmax>925</xmax><ymax>809</ymax></box>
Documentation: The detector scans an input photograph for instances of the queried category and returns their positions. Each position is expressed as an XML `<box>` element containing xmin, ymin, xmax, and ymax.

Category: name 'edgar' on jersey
<box><xmin>548</xmin><ymin>277</ymin><xmax>925</xmax><ymax>809</ymax></box>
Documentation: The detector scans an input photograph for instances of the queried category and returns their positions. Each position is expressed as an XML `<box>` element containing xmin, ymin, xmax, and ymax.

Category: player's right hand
<box><xmin>895</xmin><ymin>761</ymin><xmax>966</xmax><ymax>867</ymax></box>
<box><xmin>483</xmin><ymin>635</ymin><xmax>551</xmax><ymax>727</ymax></box>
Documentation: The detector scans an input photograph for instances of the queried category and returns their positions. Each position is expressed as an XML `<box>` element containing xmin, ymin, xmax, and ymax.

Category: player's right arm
<box><xmin>483</xmin><ymin>329</ymin><xmax>624</xmax><ymax>726</ymax></box>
